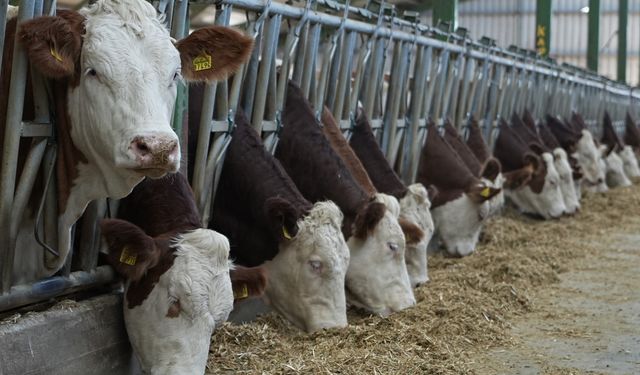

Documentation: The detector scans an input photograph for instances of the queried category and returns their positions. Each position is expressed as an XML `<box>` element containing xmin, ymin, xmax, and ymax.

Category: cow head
<box><xmin>572</xmin><ymin>130</ymin><xmax>607</xmax><ymax>193</ymax></box>
<box><xmin>346</xmin><ymin>193</ymin><xmax>415</xmax><ymax>316</ymax></box>
<box><xmin>602</xmin><ymin>148</ymin><xmax>632</xmax><ymax>188</ymax></box>
<box><xmin>619</xmin><ymin>145</ymin><xmax>640</xmax><ymax>180</ymax></box>
<box><xmin>398</xmin><ymin>183</ymin><xmax>434</xmax><ymax>287</ymax></box>
<box><xmin>552</xmin><ymin>148</ymin><xmax>580</xmax><ymax>214</ymax></box>
<box><xmin>18</xmin><ymin>0</ymin><xmax>253</xmax><ymax>273</ymax></box>
<box><xmin>100</xmin><ymin>219</ymin><xmax>233</xmax><ymax>374</ymax></box>
<box><xmin>480</xmin><ymin>158</ymin><xmax>505</xmax><ymax>216</ymax></box>
<box><xmin>263</xmin><ymin>200</ymin><xmax>350</xmax><ymax>332</ymax></box>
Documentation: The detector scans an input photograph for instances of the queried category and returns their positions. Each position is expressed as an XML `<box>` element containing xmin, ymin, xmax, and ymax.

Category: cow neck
<box><xmin>522</xmin><ymin>109</ymin><xmax>538</xmax><ymax>134</ymax></box>
<box><xmin>601</xmin><ymin>112</ymin><xmax>623</xmax><ymax>153</ymax></box>
<box><xmin>546</xmin><ymin>115</ymin><xmax>579</xmax><ymax>151</ymax></box>
<box><xmin>624</xmin><ymin>113</ymin><xmax>640</xmax><ymax>149</ymax></box>
<box><xmin>511</xmin><ymin>113</ymin><xmax>548</xmax><ymax>152</ymax></box>
<box><xmin>126</xmin><ymin>236</ymin><xmax>176</xmax><ymax>308</ymax></box>
<box><xmin>416</xmin><ymin>123</ymin><xmax>476</xmax><ymax>208</ymax></box>
<box><xmin>277</xmin><ymin>82</ymin><xmax>370</xmax><ymax>229</ymax></box>
<box><xmin>538</xmin><ymin>122</ymin><xmax>561</xmax><ymax>150</ymax></box>
<box><xmin>443</xmin><ymin>121</ymin><xmax>482</xmax><ymax>177</ymax></box>
<box><xmin>117</xmin><ymin>173</ymin><xmax>201</xmax><ymax>237</ymax></box>
<box><xmin>320</xmin><ymin>107</ymin><xmax>377</xmax><ymax>196</ymax></box>
<box><xmin>349</xmin><ymin>112</ymin><xmax>408</xmax><ymax>199</ymax></box>
<box><xmin>1</xmin><ymin>17</ymin><xmax>87</xmax><ymax>215</ymax></box>
<box><xmin>465</xmin><ymin>118</ymin><xmax>491</xmax><ymax>163</ymax></box>
<box><xmin>571</xmin><ymin>112</ymin><xmax>587</xmax><ymax>132</ymax></box>
<box><xmin>494</xmin><ymin>125</ymin><xmax>532</xmax><ymax>172</ymax></box>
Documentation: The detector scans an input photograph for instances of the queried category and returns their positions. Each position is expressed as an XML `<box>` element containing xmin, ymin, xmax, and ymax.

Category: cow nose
<box><xmin>130</xmin><ymin>136</ymin><xmax>179</xmax><ymax>166</ymax></box>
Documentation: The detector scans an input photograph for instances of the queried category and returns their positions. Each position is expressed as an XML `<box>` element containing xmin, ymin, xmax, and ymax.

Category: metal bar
<box><xmin>587</xmin><ymin>0</ymin><xmax>600</xmax><ymax>72</ymax></box>
<box><xmin>332</xmin><ymin>31</ymin><xmax>356</xmax><ymax>122</ymax></box>
<box><xmin>0</xmin><ymin>0</ymin><xmax>36</xmax><ymax>293</ymax></box>
<box><xmin>0</xmin><ymin>0</ymin><xmax>9</xmax><ymax>71</ymax></box>
<box><xmin>300</xmin><ymin>23</ymin><xmax>320</xmax><ymax>98</ymax></box>
<box><xmin>618</xmin><ymin>0</ymin><xmax>628</xmax><ymax>83</ymax></box>
<box><xmin>251</xmin><ymin>14</ymin><xmax>280</xmax><ymax>132</ymax></box>
<box><xmin>0</xmin><ymin>266</ymin><xmax>115</xmax><ymax>311</ymax></box>
<box><xmin>76</xmin><ymin>199</ymin><xmax>106</xmax><ymax>272</ymax></box>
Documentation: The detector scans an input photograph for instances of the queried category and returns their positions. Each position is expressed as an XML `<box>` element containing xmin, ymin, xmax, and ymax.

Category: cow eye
<box><xmin>173</xmin><ymin>70</ymin><xmax>181</xmax><ymax>81</ymax></box>
<box><xmin>308</xmin><ymin>260</ymin><xmax>322</xmax><ymax>273</ymax></box>
<box><xmin>85</xmin><ymin>68</ymin><xmax>98</xmax><ymax>77</ymax></box>
<box><xmin>388</xmin><ymin>242</ymin><xmax>399</xmax><ymax>252</ymax></box>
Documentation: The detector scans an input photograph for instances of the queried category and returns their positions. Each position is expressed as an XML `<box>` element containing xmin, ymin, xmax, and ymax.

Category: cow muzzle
<box><xmin>129</xmin><ymin>134</ymin><xmax>180</xmax><ymax>174</ymax></box>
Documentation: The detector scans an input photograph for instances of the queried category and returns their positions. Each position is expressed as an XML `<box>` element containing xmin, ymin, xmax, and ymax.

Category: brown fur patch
<box><xmin>546</xmin><ymin>115</ymin><xmax>580</xmax><ymax>151</ymax></box>
<box><xmin>443</xmin><ymin>120</ymin><xmax>482</xmax><ymax>177</ymax></box>
<box><xmin>481</xmin><ymin>158</ymin><xmax>502</xmax><ymax>181</ymax></box>
<box><xmin>230</xmin><ymin>265</ymin><xmax>268</xmax><ymax>299</ymax></box>
<box><xmin>349</xmin><ymin>111</ymin><xmax>408</xmax><ymax>199</ymax></box>
<box><xmin>502</xmin><ymin>165</ymin><xmax>535</xmax><ymax>190</ymax></box>
<box><xmin>624</xmin><ymin>112</ymin><xmax>640</xmax><ymax>150</ymax></box>
<box><xmin>465</xmin><ymin>117</ymin><xmax>491</xmax><ymax>163</ymax></box>
<box><xmin>321</xmin><ymin>107</ymin><xmax>377</xmax><ymax>195</ymax></box>
<box><xmin>264</xmin><ymin>197</ymin><xmax>300</xmax><ymax>241</ymax></box>
<box><xmin>177</xmin><ymin>26</ymin><xmax>253</xmax><ymax>83</ymax></box>
<box><xmin>522</xmin><ymin>109</ymin><xmax>538</xmax><ymax>134</ymax></box>
<box><xmin>601</xmin><ymin>111</ymin><xmax>623</xmax><ymax>154</ymax></box>
<box><xmin>398</xmin><ymin>216</ymin><xmax>424</xmax><ymax>245</ymax></box>
<box><xmin>18</xmin><ymin>10</ymin><xmax>84</xmax><ymax>79</ymax></box>
<box><xmin>353</xmin><ymin>201</ymin><xmax>386</xmax><ymax>239</ymax></box>
<box><xmin>538</xmin><ymin>122</ymin><xmax>562</xmax><ymax>150</ymax></box>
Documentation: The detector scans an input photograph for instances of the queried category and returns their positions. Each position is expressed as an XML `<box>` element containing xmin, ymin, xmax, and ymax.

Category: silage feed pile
<box><xmin>207</xmin><ymin>186</ymin><xmax>640</xmax><ymax>375</ymax></box>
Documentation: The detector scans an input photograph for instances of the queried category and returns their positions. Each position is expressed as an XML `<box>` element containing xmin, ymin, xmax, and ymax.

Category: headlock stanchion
<box><xmin>1</xmin><ymin>0</ymin><xmax>640</xmax><ymax>312</ymax></box>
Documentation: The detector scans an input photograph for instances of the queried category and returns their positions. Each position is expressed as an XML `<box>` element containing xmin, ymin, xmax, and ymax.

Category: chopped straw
<box><xmin>207</xmin><ymin>185</ymin><xmax>640</xmax><ymax>374</ymax></box>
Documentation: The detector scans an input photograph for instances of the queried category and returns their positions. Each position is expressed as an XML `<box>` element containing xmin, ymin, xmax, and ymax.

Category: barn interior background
<box><xmin>1</xmin><ymin>0</ymin><xmax>640</xmax><ymax>373</ymax></box>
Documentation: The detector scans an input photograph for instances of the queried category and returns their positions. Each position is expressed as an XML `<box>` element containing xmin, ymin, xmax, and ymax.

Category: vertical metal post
<box><xmin>587</xmin><ymin>0</ymin><xmax>600</xmax><ymax>72</ymax></box>
<box><xmin>432</xmin><ymin>0</ymin><xmax>458</xmax><ymax>30</ymax></box>
<box><xmin>535</xmin><ymin>0</ymin><xmax>552</xmax><ymax>57</ymax></box>
<box><xmin>617</xmin><ymin>0</ymin><xmax>628</xmax><ymax>83</ymax></box>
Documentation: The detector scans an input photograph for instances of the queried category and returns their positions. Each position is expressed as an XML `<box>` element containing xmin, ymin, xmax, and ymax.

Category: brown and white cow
<box><xmin>321</xmin><ymin>107</ymin><xmax>431</xmax><ymax>287</ymax></box>
<box><xmin>602</xmin><ymin>112</ymin><xmax>635</xmax><ymax>185</ymax></box>
<box><xmin>3</xmin><ymin>0</ymin><xmax>252</xmax><ymax>283</ymax></box>
<box><xmin>494</xmin><ymin>118</ymin><xmax>566</xmax><ymax>219</ymax></box>
<box><xmin>208</xmin><ymin>110</ymin><xmax>349</xmax><ymax>333</ymax></box>
<box><xmin>100</xmin><ymin>173</ymin><xmax>264</xmax><ymax>374</ymax></box>
<box><xmin>549</xmin><ymin>114</ymin><xmax>607</xmax><ymax>193</ymax></box>
<box><xmin>517</xmin><ymin>111</ymin><xmax>580</xmax><ymax>215</ymax></box>
<box><xmin>276</xmin><ymin>82</ymin><xmax>415</xmax><ymax>316</ymax></box>
<box><xmin>417</xmin><ymin>121</ymin><xmax>500</xmax><ymax>257</ymax></box>
<box><xmin>444</xmin><ymin>119</ymin><xmax>504</xmax><ymax>217</ymax></box>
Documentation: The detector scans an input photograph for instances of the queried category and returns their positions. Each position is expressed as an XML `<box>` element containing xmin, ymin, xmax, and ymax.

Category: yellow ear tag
<box><xmin>282</xmin><ymin>226</ymin><xmax>293</xmax><ymax>240</ymax></box>
<box><xmin>233</xmin><ymin>284</ymin><xmax>249</xmax><ymax>300</ymax></box>
<box><xmin>193</xmin><ymin>53</ymin><xmax>212</xmax><ymax>72</ymax></box>
<box><xmin>50</xmin><ymin>47</ymin><xmax>63</xmax><ymax>62</ymax></box>
<box><xmin>480</xmin><ymin>187</ymin><xmax>491</xmax><ymax>198</ymax></box>
<box><xmin>119</xmin><ymin>247</ymin><xmax>137</xmax><ymax>266</ymax></box>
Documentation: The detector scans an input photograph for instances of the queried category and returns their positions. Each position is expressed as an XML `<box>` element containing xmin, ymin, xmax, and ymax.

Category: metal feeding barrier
<box><xmin>0</xmin><ymin>0</ymin><xmax>639</xmax><ymax>312</ymax></box>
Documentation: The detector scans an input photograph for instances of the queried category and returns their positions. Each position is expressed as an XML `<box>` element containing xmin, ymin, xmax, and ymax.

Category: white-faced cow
<box><xmin>417</xmin><ymin>122</ymin><xmax>501</xmax><ymax>257</ymax></box>
<box><xmin>100</xmin><ymin>173</ymin><xmax>265</xmax><ymax>375</ymax></box>
<box><xmin>494</xmin><ymin>118</ymin><xmax>566</xmax><ymax>219</ymax></box>
<box><xmin>207</xmin><ymin>110</ymin><xmax>349</xmax><ymax>333</ymax></box>
<box><xmin>549</xmin><ymin>114</ymin><xmax>607</xmax><ymax>193</ymax></box>
<box><xmin>3</xmin><ymin>0</ymin><xmax>252</xmax><ymax>283</ymax></box>
<box><xmin>516</xmin><ymin>111</ymin><xmax>580</xmax><ymax>215</ymax></box>
<box><xmin>276</xmin><ymin>82</ymin><xmax>415</xmax><ymax>317</ymax></box>
<box><xmin>444</xmin><ymin>119</ymin><xmax>504</xmax><ymax>217</ymax></box>
<box><xmin>602</xmin><ymin>112</ymin><xmax>634</xmax><ymax>186</ymax></box>
<box><xmin>321</xmin><ymin>107</ymin><xmax>431</xmax><ymax>288</ymax></box>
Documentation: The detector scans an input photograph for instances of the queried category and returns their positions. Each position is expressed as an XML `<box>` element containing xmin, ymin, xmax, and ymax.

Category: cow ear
<box><xmin>523</xmin><ymin>152</ymin><xmax>541</xmax><ymax>170</ymax></box>
<box><xmin>398</xmin><ymin>216</ymin><xmax>424</xmax><ymax>245</ymax></box>
<box><xmin>18</xmin><ymin>11</ymin><xmax>84</xmax><ymax>79</ymax></box>
<box><xmin>353</xmin><ymin>201</ymin><xmax>386</xmax><ymax>239</ymax></box>
<box><xmin>529</xmin><ymin>142</ymin><xmax>545</xmax><ymax>156</ymax></box>
<box><xmin>503</xmin><ymin>166</ymin><xmax>534</xmax><ymax>189</ymax></box>
<box><xmin>264</xmin><ymin>197</ymin><xmax>299</xmax><ymax>242</ymax></box>
<box><xmin>467</xmin><ymin>183</ymin><xmax>501</xmax><ymax>203</ymax></box>
<box><xmin>176</xmin><ymin>26</ymin><xmax>254</xmax><ymax>83</ymax></box>
<box><xmin>100</xmin><ymin>219</ymin><xmax>161</xmax><ymax>282</ymax></box>
<box><xmin>426</xmin><ymin>184</ymin><xmax>439</xmax><ymax>203</ymax></box>
<box><xmin>230</xmin><ymin>265</ymin><xmax>268</xmax><ymax>300</ymax></box>
<box><xmin>481</xmin><ymin>158</ymin><xmax>501</xmax><ymax>181</ymax></box>
<box><xmin>598</xmin><ymin>144</ymin><xmax>609</xmax><ymax>157</ymax></box>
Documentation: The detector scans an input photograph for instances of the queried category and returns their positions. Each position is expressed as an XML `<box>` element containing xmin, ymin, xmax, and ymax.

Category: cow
<box><xmin>623</xmin><ymin>113</ymin><xmax>640</xmax><ymax>180</ymax></box>
<box><xmin>204</xmin><ymin>110</ymin><xmax>350</xmax><ymax>333</ymax></box>
<box><xmin>3</xmin><ymin>0</ymin><xmax>253</xmax><ymax>284</ymax></box>
<box><xmin>494</xmin><ymin>118</ymin><xmax>566</xmax><ymax>219</ymax></box>
<box><xmin>601</xmin><ymin>112</ymin><xmax>637</xmax><ymax>184</ymax></box>
<box><xmin>444</xmin><ymin>119</ymin><xmax>504</xmax><ymax>217</ymax></box>
<box><xmin>321</xmin><ymin>107</ymin><xmax>431</xmax><ymax>287</ymax></box>
<box><xmin>548</xmin><ymin>114</ymin><xmax>608</xmax><ymax>193</ymax></box>
<box><xmin>100</xmin><ymin>173</ymin><xmax>265</xmax><ymax>375</ymax></box>
<box><xmin>519</xmin><ymin>111</ymin><xmax>580</xmax><ymax>215</ymax></box>
<box><xmin>276</xmin><ymin>82</ymin><xmax>415</xmax><ymax>316</ymax></box>
<box><xmin>416</xmin><ymin>121</ymin><xmax>501</xmax><ymax>257</ymax></box>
